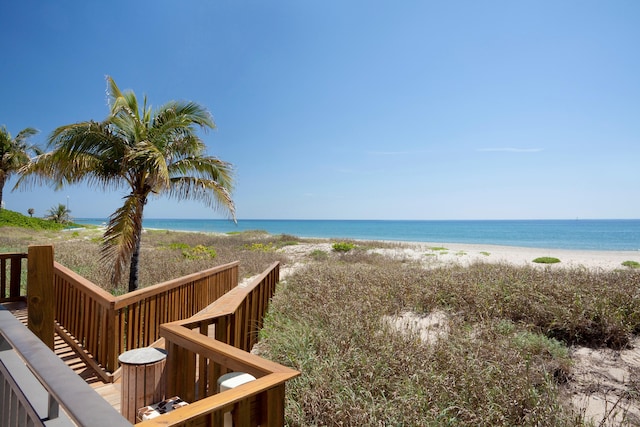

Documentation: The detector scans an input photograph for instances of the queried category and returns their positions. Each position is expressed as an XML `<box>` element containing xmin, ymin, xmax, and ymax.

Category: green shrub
<box><xmin>309</xmin><ymin>249</ymin><xmax>328</xmax><ymax>261</ymax></box>
<box><xmin>0</xmin><ymin>209</ymin><xmax>72</xmax><ymax>230</ymax></box>
<box><xmin>532</xmin><ymin>257</ymin><xmax>561</xmax><ymax>264</ymax></box>
<box><xmin>622</xmin><ymin>260</ymin><xmax>640</xmax><ymax>269</ymax></box>
<box><xmin>184</xmin><ymin>244</ymin><xmax>217</xmax><ymax>260</ymax></box>
<box><xmin>244</xmin><ymin>242</ymin><xmax>276</xmax><ymax>252</ymax></box>
<box><xmin>332</xmin><ymin>242</ymin><xmax>356</xmax><ymax>252</ymax></box>
<box><xmin>168</xmin><ymin>242</ymin><xmax>190</xmax><ymax>250</ymax></box>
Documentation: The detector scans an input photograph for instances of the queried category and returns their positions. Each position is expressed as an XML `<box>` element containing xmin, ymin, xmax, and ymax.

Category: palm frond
<box><xmin>15</xmin><ymin>127</ymin><xmax>39</xmax><ymax>144</ymax></box>
<box><xmin>167</xmin><ymin>176</ymin><xmax>236</xmax><ymax>221</ymax></box>
<box><xmin>101</xmin><ymin>194</ymin><xmax>145</xmax><ymax>285</ymax></box>
<box><xmin>154</xmin><ymin>101</ymin><xmax>216</xmax><ymax>131</ymax></box>
<box><xmin>166</xmin><ymin>155</ymin><xmax>235</xmax><ymax>220</ymax></box>
<box><xmin>169</xmin><ymin>155</ymin><xmax>234</xmax><ymax>189</ymax></box>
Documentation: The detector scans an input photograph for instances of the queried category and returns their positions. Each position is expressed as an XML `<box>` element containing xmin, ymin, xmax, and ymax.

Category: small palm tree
<box><xmin>46</xmin><ymin>203</ymin><xmax>72</xmax><ymax>224</ymax></box>
<box><xmin>0</xmin><ymin>125</ymin><xmax>39</xmax><ymax>210</ymax></box>
<box><xmin>18</xmin><ymin>77</ymin><xmax>235</xmax><ymax>291</ymax></box>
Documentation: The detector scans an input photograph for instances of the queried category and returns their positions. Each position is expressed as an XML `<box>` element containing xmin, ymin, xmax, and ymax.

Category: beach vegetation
<box><xmin>533</xmin><ymin>257</ymin><xmax>561</xmax><ymax>264</ymax></box>
<box><xmin>0</xmin><ymin>227</ymin><xmax>288</xmax><ymax>291</ymax></box>
<box><xmin>258</xmin><ymin>258</ymin><xmax>640</xmax><ymax>425</ymax></box>
<box><xmin>0</xmin><ymin>208</ymin><xmax>71</xmax><ymax>231</ymax></box>
<box><xmin>166</xmin><ymin>242</ymin><xmax>217</xmax><ymax>260</ymax></box>
<box><xmin>182</xmin><ymin>244</ymin><xmax>217</xmax><ymax>260</ymax></box>
<box><xmin>309</xmin><ymin>249</ymin><xmax>328</xmax><ymax>260</ymax></box>
<box><xmin>0</xmin><ymin>125</ymin><xmax>39</xmax><ymax>210</ymax></box>
<box><xmin>622</xmin><ymin>260</ymin><xmax>640</xmax><ymax>269</ymax></box>
<box><xmin>332</xmin><ymin>241</ymin><xmax>356</xmax><ymax>252</ymax></box>
<box><xmin>15</xmin><ymin>76</ymin><xmax>235</xmax><ymax>292</ymax></box>
<box><xmin>167</xmin><ymin>242</ymin><xmax>190</xmax><ymax>251</ymax></box>
<box><xmin>480</xmin><ymin>251</ymin><xmax>491</xmax><ymax>256</ymax></box>
<box><xmin>245</xmin><ymin>242</ymin><xmax>276</xmax><ymax>252</ymax></box>
<box><xmin>45</xmin><ymin>203</ymin><xmax>72</xmax><ymax>224</ymax></box>
<box><xmin>429</xmin><ymin>246</ymin><xmax>448</xmax><ymax>251</ymax></box>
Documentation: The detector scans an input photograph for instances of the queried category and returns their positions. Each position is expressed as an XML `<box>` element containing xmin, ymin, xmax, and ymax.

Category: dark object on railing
<box><xmin>0</xmin><ymin>305</ymin><xmax>130</xmax><ymax>426</ymax></box>
<box><xmin>0</xmin><ymin>252</ymin><xmax>27</xmax><ymax>302</ymax></box>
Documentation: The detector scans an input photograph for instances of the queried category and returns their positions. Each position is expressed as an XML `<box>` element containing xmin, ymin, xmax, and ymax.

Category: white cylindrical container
<box><xmin>217</xmin><ymin>372</ymin><xmax>256</xmax><ymax>426</ymax></box>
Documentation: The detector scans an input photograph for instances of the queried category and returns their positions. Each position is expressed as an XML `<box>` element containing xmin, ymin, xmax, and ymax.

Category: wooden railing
<box><xmin>0</xmin><ymin>252</ymin><xmax>27</xmax><ymax>302</ymax></box>
<box><xmin>0</xmin><ymin>305</ymin><xmax>130</xmax><ymax>426</ymax></box>
<box><xmin>52</xmin><ymin>259</ymin><xmax>239</xmax><ymax>376</ymax></box>
<box><xmin>1</xmin><ymin>248</ymin><xmax>299</xmax><ymax>425</ymax></box>
<box><xmin>138</xmin><ymin>261</ymin><xmax>299</xmax><ymax>426</ymax></box>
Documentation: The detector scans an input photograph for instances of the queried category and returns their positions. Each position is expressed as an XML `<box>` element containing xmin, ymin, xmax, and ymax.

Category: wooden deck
<box><xmin>2</xmin><ymin>300</ymin><xmax>122</xmax><ymax>413</ymax></box>
<box><xmin>1</xmin><ymin>299</ymin><xmax>224</xmax><ymax>416</ymax></box>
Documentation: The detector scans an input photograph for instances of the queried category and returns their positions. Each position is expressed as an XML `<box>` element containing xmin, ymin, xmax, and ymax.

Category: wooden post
<box><xmin>27</xmin><ymin>245</ymin><xmax>55</xmax><ymax>349</ymax></box>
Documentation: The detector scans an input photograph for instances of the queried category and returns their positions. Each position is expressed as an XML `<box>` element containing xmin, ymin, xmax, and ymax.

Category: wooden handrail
<box><xmin>136</xmin><ymin>373</ymin><xmax>296</xmax><ymax>426</ymax></box>
<box><xmin>0</xmin><ymin>252</ymin><xmax>27</xmax><ymax>302</ymax></box>
<box><xmin>0</xmin><ymin>305</ymin><xmax>130</xmax><ymax>426</ymax></box>
<box><xmin>150</xmin><ymin>262</ymin><xmax>298</xmax><ymax>426</ymax></box>
<box><xmin>161</xmin><ymin>324</ymin><xmax>285</xmax><ymax>378</ymax></box>
<box><xmin>51</xmin><ymin>257</ymin><xmax>239</xmax><ymax>375</ymax></box>
<box><xmin>113</xmin><ymin>262</ymin><xmax>239</xmax><ymax>309</ymax></box>
<box><xmin>54</xmin><ymin>261</ymin><xmax>116</xmax><ymax>308</ymax></box>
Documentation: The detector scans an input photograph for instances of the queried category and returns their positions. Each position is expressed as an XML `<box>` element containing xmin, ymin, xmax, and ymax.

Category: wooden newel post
<box><xmin>27</xmin><ymin>245</ymin><xmax>55</xmax><ymax>350</ymax></box>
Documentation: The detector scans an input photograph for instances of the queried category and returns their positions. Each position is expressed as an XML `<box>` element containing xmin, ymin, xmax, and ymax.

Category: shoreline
<box><xmin>87</xmin><ymin>225</ymin><xmax>640</xmax><ymax>271</ymax></box>
<box><xmin>73</xmin><ymin>218</ymin><xmax>640</xmax><ymax>252</ymax></box>
<box><xmin>371</xmin><ymin>241</ymin><xmax>640</xmax><ymax>271</ymax></box>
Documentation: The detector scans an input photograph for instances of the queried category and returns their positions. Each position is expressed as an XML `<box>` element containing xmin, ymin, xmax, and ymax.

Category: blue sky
<box><xmin>1</xmin><ymin>1</ymin><xmax>638</xmax><ymax>220</ymax></box>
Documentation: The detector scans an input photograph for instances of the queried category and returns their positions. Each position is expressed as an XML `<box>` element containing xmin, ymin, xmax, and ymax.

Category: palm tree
<box><xmin>46</xmin><ymin>203</ymin><xmax>72</xmax><ymax>224</ymax></box>
<box><xmin>0</xmin><ymin>125</ymin><xmax>39</xmax><ymax>210</ymax></box>
<box><xmin>28</xmin><ymin>208</ymin><xmax>34</xmax><ymax>217</ymax></box>
<box><xmin>18</xmin><ymin>77</ymin><xmax>235</xmax><ymax>291</ymax></box>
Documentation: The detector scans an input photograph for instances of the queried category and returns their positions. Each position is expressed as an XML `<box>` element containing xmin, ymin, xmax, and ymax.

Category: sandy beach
<box><xmin>281</xmin><ymin>239</ymin><xmax>640</xmax><ymax>272</ymax></box>
<box><xmin>370</xmin><ymin>241</ymin><xmax>640</xmax><ymax>271</ymax></box>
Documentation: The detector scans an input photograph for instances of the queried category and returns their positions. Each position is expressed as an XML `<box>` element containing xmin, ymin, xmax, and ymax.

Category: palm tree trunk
<box><xmin>127</xmin><ymin>197</ymin><xmax>146</xmax><ymax>292</ymax></box>
<box><xmin>0</xmin><ymin>175</ymin><xmax>5</xmax><ymax>210</ymax></box>
<box><xmin>128</xmin><ymin>233</ymin><xmax>142</xmax><ymax>292</ymax></box>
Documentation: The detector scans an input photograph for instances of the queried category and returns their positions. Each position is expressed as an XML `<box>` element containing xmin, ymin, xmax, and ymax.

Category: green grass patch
<box><xmin>332</xmin><ymin>241</ymin><xmax>356</xmax><ymax>252</ymax></box>
<box><xmin>532</xmin><ymin>257</ymin><xmax>561</xmax><ymax>264</ymax></box>
<box><xmin>480</xmin><ymin>251</ymin><xmax>491</xmax><ymax>256</ymax></box>
<box><xmin>244</xmin><ymin>242</ymin><xmax>276</xmax><ymax>252</ymax></box>
<box><xmin>309</xmin><ymin>249</ymin><xmax>328</xmax><ymax>261</ymax></box>
<box><xmin>0</xmin><ymin>209</ymin><xmax>76</xmax><ymax>230</ymax></box>
<box><xmin>622</xmin><ymin>260</ymin><xmax>640</xmax><ymax>269</ymax></box>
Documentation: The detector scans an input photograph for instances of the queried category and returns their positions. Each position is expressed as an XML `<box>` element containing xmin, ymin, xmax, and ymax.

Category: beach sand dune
<box><xmin>279</xmin><ymin>239</ymin><xmax>640</xmax><ymax>425</ymax></box>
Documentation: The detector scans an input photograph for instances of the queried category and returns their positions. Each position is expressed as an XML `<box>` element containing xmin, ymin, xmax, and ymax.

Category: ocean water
<box><xmin>74</xmin><ymin>218</ymin><xmax>640</xmax><ymax>251</ymax></box>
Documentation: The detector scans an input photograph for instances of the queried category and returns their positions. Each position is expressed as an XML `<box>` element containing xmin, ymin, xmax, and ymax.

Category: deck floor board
<box><xmin>2</xmin><ymin>301</ymin><xmax>122</xmax><ymax>413</ymax></box>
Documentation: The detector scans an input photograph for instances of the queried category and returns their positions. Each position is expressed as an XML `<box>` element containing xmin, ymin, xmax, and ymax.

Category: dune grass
<box><xmin>0</xmin><ymin>226</ymin><xmax>292</xmax><ymax>293</ymax></box>
<box><xmin>257</xmin><ymin>253</ymin><xmax>640</xmax><ymax>426</ymax></box>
